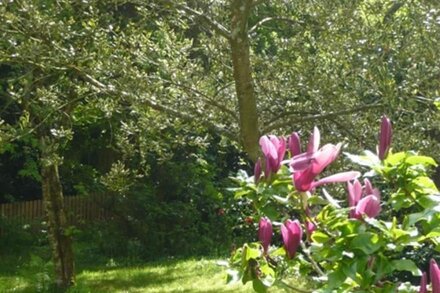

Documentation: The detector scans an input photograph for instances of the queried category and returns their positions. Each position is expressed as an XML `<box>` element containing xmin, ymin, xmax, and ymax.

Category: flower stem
<box><xmin>300</xmin><ymin>242</ymin><xmax>325</xmax><ymax>277</ymax></box>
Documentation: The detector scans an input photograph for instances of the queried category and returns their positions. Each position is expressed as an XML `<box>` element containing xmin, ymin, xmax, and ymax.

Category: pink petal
<box><xmin>282</xmin><ymin>220</ymin><xmax>302</xmax><ymax>258</ymax></box>
<box><xmin>313</xmin><ymin>171</ymin><xmax>361</xmax><ymax>188</ymax></box>
<box><xmin>419</xmin><ymin>272</ymin><xmax>427</xmax><ymax>293</ymax></box>
<box><xmin>307</xmin><ymin>127</ymin><xmax>320</xmax><ymax>154</ymax></box>
<box><xmin>293</xmin><ymin>168</ymin><xmax>315</xmax><ymax>192</ymax></box>
<box><xmin>348</xmin><ymin>179</ymin><xmax>363</xmax><ymax>218</ymax></box>
<box><xmin>431</xmin><ymin>259</ymin><xmax>440</xmax><ymax>293</ymax></box>
<box><xmin>355</xmin><ymin>195</ymin><xmax>381</xmax><ymax>219</ymax></box>
<box><xmin>311</xmin><ymin>143</ymin><xmax>341</xmax><ymax>174</ymax></box>
<box><xmin>288</xmin><ymin>132</ymin><xmax>301</xmax><ymax>156</ymax></box>
<box><xmin>254</xmin><ymin>158</ymin><xmax>262</xmax><ymax>183</ymax></box>
<box><xmin>275</xmin><ymin>136</ymin><xmax>286</xmax><ymax>167</ymax></box>
<box><xmin>258</xmin><ymin>217</ymin><xmax>272</xmax><ymax>254</ymax></box>
<box><xmin>259</xmin><ymin>136</ymin><xmax>278</xmax><ymax>161</ymax></box>
<box><xmin>290</xmin><ymin>153</ymin><xmax>314</xmax><ymax>171</ymax></box>
<box><xmin>378</xmin><ymin>115</ymin><xmax>392</xmax><ymax>160</ymax></box>
<box><xmin>364</xmin><ymin>178</ymin><xmax>381</xmax><ymax>199</ymax></box>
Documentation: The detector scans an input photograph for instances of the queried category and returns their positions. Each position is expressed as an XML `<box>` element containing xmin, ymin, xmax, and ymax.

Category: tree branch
<box><xmin>149</xmin><ymin>76</ymin><xmax>238</xmax><ymax>121</ymax></box>
<box><xmin>249</xmin><ymin>17</ymin><xmax>304</xmax><ymax>34</ymax></box>
<box><xmin>158</xmin><ymin>0</ymin><xmax>231</xmax><ymax>40</ymax></box>
<box><xmin>383</xmin><ymin>2</ymin><xmax>404</xmax><ymax>23</ymax></box>
<box><xmin>262</xmin><ymin>103</ymin><xmax>384</xmax><ymax>133</ymax></box>
<box><xmin>71</xmin><ymin>66</ymin><xmax>238</xmax><ymax>140</ymax></box>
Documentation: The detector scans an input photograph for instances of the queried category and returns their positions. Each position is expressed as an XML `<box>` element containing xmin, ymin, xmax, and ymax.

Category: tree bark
<box><xmin>230</xmin><ymin>0</ymin><xmax>260</xmax><ymax>162</ymax></box>
<box><xmin>41</xmin><ymin>138</ymin><xmax>75</xmax><ymax>288</ymax></box>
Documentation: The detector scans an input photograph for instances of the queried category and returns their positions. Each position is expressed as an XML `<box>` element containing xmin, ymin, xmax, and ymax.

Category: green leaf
<box><xmin>351</xmin><ymin>233</ymin><xmax>382</xmax><ymax>254</ymax></box>
<box><xmin>252</xmin><ymin>279</ymin><xmax>267</xmax><ymax>293</ymax></box>
<box><xmin>385</xmin><ymin>152</ymin><xmax>407</xmax><ymax>166</ymax></box>
<box><xmin>327</xmin><ymin>269</ymin><xmax>347</xmax><ymax>289</ymax></box>
<box><xmin>244</xmin><ymin>244</ymin><xmax>261</xmax><ymax>261</ymax></box>
<box><xmin>405</xmin><ymin>209</ymin><xmax>437</xmax><ymax>226</ymax></box>
<box><xmin>311</xmin><ymin>231</ymin><xmax>330</xmax><ymax>243</ymax></box>
<box><xmin>417</xmin><ymin>194</ymin><xmax>440</xmax><ymax>209</ymax></box>
<box><xmin>435</xmin><ymin>99</ymin><xmax>440</xmax><ymax>110</ymax></box>
<box><xmin>391</xmin><ymin>259</ymin><xmax>421</xmax><ymax>276</ymax></box>
<box><xmin>425</xmin><ymin>227</ymin><xmax>440</xmax><ymax>239</ymax></box>
<box><xmin>405</xmin><ymin>155</ymin><xmax>437</xmax><ymax>167</ymax></box>
<box><xmin>234</xmin><ymin>189</ymin><xmax>252</xmax><ymax>199</ymax></box>
<box><xmin>413</xmin><ymin>177</ymin><xmax>439</xmax><ymax>193</ymax></box>
<box><xmin>271</xmin><ymin>246</ymin><xmax>287</xmax><ymax>257</ymax></box>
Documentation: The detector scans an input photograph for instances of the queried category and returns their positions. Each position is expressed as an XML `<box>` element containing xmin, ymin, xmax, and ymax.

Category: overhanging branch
<box><xmin>262</xmin><ymin>103</ymin><xmax>384</xmax><ymax>133</ymax></box>
<box><xmin>249</xmin><ymin>17</ymin><xmax>304</xmax><ymax>34</ymax></box>
<box><xmin>149</xmin><ymin>76</ymin><xmax>238</xmax><ymax>121</ymax></box>
<box><xmin>71</xmin><ymin>66</ymin><xmax>238</xmax><ymax>140</ymax></box>
<box><xmin>157</xmin><ymin>0</ymin><xmax>231</xmax><ymax>40</ymax></box>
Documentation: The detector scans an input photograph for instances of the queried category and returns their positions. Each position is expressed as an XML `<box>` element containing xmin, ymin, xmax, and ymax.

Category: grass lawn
<box><xmin>0</xmin><ymin>248</ymin><xmax>257</xmax><ymax>292</ymax></box>
<box><xmin>0</xmin><ymin>252</ymin><xmax>311</xmax><ymax>292</ymax></box>
<box><xmin>70</xmin><ymin>258</ymin><xmax>254</xmax><ymax>293</ymax></box>
<box><xmin>0</xmin><ymin>242</ymin><xmax>309</xmax><ymax>292</ymax></box>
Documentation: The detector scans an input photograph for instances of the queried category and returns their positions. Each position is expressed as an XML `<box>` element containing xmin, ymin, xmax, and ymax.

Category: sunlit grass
<box><xmin>70</xmin><ymin>258</ymin><xmax>253</xmax><ymax>293</ymax></box>
<box><xmin>0</xmin><ymin>249</ymin><xmax>309</xmax><ymax>292</ymax></box>
<box><xmin>0</xmin><ymin>253</ymin><xmax>256</xmax><ymax>292</ymax></box>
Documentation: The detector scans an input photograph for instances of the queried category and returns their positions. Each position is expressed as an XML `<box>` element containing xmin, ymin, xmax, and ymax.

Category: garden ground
<box><xmin>0</xmin><ymin>250</ymin><xmax>255</xmax><ymax>292</ymax></box>
<box><xmin>0</xmin><ymin>249</ymin><xmax>311</xmax><ymax>292</ymax></box>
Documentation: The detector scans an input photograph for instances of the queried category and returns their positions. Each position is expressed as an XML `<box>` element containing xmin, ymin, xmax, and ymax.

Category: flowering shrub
<box><xmin>226</xmin><ymin>116</ymin><xmax>440</xmax><ymax>292</ymax></box>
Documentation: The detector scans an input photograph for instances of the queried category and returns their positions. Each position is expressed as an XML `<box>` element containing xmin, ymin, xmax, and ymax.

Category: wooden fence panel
<box><xmin>0</xmin><ymin>195</ymin><xmax>110</xmax><ymax>225</ymax></box>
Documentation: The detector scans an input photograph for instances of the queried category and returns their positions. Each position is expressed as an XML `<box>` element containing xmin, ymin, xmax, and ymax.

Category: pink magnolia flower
<box><xmin>254</xmin><ymin>158</ymin><xmax>262</xmax><ymax>184</ymax></box>
<box><xmin>259</xmin><ymin>135</ymin><xmax>286</xmax><ymax>177</ymax></box>
<box><xmin>288</xmin><ymin>132</ymin><xmax>301</xmax><ymax>156</ymax></box>
<box><xmin>348</xmin><ymin>179</ymin><xmax>381</xmax><ymax>219</ymax></box>
<box><xmin>258</xmin><ymin>217</ymin><xmax>273</xmax><ymax>254</ymax></box>
<box><xmin>354</xmin><ymin>195</ymin><xmax>381</xmax><ymax>219</ymax></box>
<box><xmin>431</xmin><ymin>259</ymin><xmax>440</xmax><ymax>293</ymax></box>
<box><xmin>378</xmin><ymin>115</ymin><xmax>392</xmax><ymax>160</ymax></box>
<box><xmin>348</xmin><ymin>180</ymin><xmax>363</xmax><ymax>218</ymax></box>
<box><xmin>281</xmin><ymin>219</ymin><xmax>302</xmax><ymax>259</ymax></box>
<box><xmin>419</xmin><ymin>271</ymin><xmax>427</xmax><ymax>293</ymax></box>
<box><xmin>307</xmin><ymin>126</ymin><xmax>320</xmax><ymax>154</ymax></box>
<box><xmin>289</xmin><ymin>127</ymin><xmax>360</xmax><ymax>192</ymax></box>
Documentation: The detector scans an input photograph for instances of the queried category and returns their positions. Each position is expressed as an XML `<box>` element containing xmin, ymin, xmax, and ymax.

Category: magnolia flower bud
<box><xmin>378</xmin><ymin>115</ymin><xmax>392</xmax><ymax>160</ymax></box>
<box><xmin>281</xmin><ymin>219</ymin><xmax>302</xmax><ymax>259</ymax></box>
<box><xmin>430</xmin><ymin>259</ymin><xmax>440</xmax><ymax>293</ymax></box>
<box><xmin>258</xmin><ymin>217</ymin><xmax>273</xmax><ymax>254</ymax></box>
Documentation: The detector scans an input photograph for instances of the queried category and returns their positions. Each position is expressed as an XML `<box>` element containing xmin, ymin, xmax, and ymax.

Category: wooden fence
<box><xmin>0</xmin><ymin>194</ymin><xmax>110</xmax><ymax>225</ymax></box>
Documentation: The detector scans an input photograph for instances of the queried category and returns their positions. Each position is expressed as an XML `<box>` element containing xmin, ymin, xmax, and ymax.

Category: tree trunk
<box><xmin>41</xmin><ymin>139</ymin><xmax>75</xmax><ymax>288</ymax></box>
<box><xmin>230</xmin><ymin>0</ymin><xmax>260</xmax><ymax>162</ymax></box>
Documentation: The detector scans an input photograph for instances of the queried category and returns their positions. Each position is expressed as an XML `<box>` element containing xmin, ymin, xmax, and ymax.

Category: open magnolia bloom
<box><xmin>259</xmin><ymin>135</ymin><xmax>286</xmax><ymax>178</ymax></box>
<box><xmin>348</xmin><ymin>179</ymin><xmax>381</xmax><ymax>219</ymax></box>
<box><xmin>289</xmin><ymin>127</ymin><xmax>360</xmax><ymax>192</ymax></box>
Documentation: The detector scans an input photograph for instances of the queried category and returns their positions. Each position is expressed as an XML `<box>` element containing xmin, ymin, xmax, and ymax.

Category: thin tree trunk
<box><xmin>41</xmin><ymin>138</ymin><xmax>75</xmax><ymax>288</ymax></box>
<box><xmin>230</xmin><ymin>0</ymin><xmax>260</xmax><ymax>162</ymax></box>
